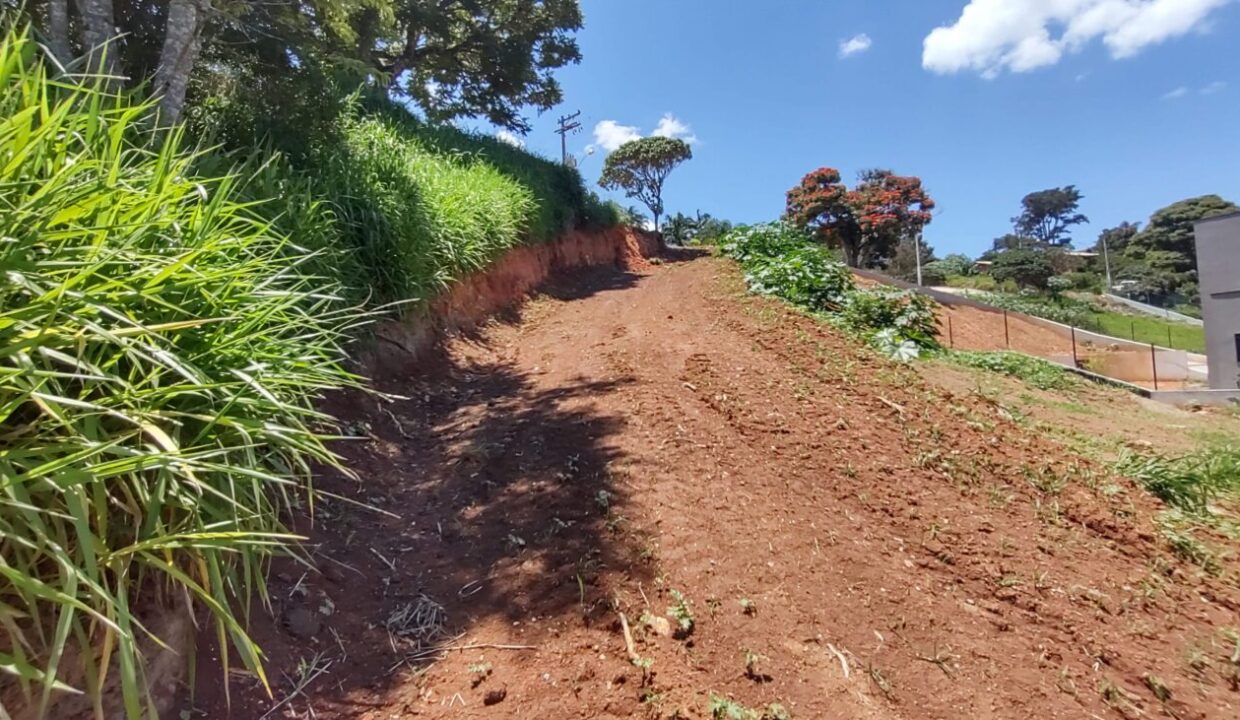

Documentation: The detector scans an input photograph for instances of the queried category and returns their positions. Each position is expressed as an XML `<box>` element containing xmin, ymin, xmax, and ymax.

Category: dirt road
<box><xmin>192</xmin><ymin>254</ymin><xmax>1238</xmax><ymax>719</ymax></box>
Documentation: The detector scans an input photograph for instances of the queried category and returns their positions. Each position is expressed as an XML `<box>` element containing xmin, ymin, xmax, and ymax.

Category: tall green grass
<box><xmin>0</xmin><ymin>26</ymin><xmax>363</xmax><ymax>718</ymax></box>
<box><xmin>319</xmin><ymin>110</ymin><xmax>538</xmax><ymax>303</ymax></box>
<box><xmin>191</xmin><ymin>77</ymin><xmax>619</xmax><ymax>307</ymax></box>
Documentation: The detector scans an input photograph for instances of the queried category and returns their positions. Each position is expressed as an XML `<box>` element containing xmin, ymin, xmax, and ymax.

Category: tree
<box><xmin>990</xmin><ymin>248</ymin><xmax>1055</xmax><ymax>289</ymax></box>
<box><xmin>990</xmin><ymin>233</ymin><xmax>1035</xmax><ymax>253</ymax></box>
<box><xmin>1012</xmin><ymin>186</ymin><xmax>1088</xmax><ymax>247</ymax></box>
<box><xmin>377</xmin><ymin>0</ymin><xmax>583</xmax><ymax>133</ymax></box>
<box><xmin>662</xmin><ymin>211</ymin><xmax>734</xmax><ymax>246</ymax></box>
<box><xmin>1089</xmin><ymin>221</ymin><xmax>1140</xmax><ymax>255</ymax></box>
<box><xmin>926</xmin><ymin>253</ymin><xmax>975</xmax><ymax>278</ymax></box>
<box><xmin>599</xmin><ymin>137</ymin><xmax>692</xmax><ymax>233</ymax></box>
<box><xmin>664</xmin><ymin>212</ymin><xmax>696</xmax><ymax>246</ymax></box>
<box><xmin>1120</xmin><ymin>195</ymin><xmax>1238</xmax><ymax>300</ymax></box>
<box><xmin>886</xmin><ymin>236</ymin><xmax>936</xmax><ymax>283</ymax></box>
<box><xmin>785</xmin><ymin>167</ymin><xmax>935</xmax><ymax>268</ymax></box>
<box><xmin>29</xmin><ymin>0</ymin><xmax>584</xmax><ymax>129</ymax></box>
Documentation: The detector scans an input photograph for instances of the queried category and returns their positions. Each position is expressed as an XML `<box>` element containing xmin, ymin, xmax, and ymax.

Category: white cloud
<box><xmin>591</xmin><ymin>120</ymin><xmax>642</xmax><ymax>152</ymax></box>
<box><xmin>923</xmin><ymin>0</ymin><xmax>1232</xmax><ymax>77</ymax></box>
<box><xmin>1162</xmin><ymin>86</ymin><xmax>1190</xmax><ymax>99</ymax></box>
<box><xmin>495</xmin><ymin>129</ymin><xmax>525</xmax><ymax>147</ymax></box>
<box><xmin>652</xmin><ymin>113</ymin><xmax>698</xmax><ymax>144</ymax></box>
<box><xmin>591</xmin><ymin>114</ymin><xmax>699</xmax><ymax>153</ymax></box>
<box><xmin>838</xmin><ymin>33</ymin><xmax>873</xmax><ymax>59</ymax></box>
<box><xmin>1201</xmin><ymin>80</ymin><xmax>1228</xmax><ymax>94</ymax></box>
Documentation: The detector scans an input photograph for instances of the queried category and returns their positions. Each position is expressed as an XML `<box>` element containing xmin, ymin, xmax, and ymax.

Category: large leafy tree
<box><xmin>599</xmin><ymin>137</ymin><xmax>692</xmax><ymax>233</ymax></box>
<box><xmin>28</xmin><ymin>0</ymin><xmax>583</xmax><ymax>130</ymax></box>
<box><xmin>785</xmin><ymin>167</ymin><xmax>935</xmax><ymax>268</ymax></box>
<box><xmin>1120</xmin><ymin>195</ymin><xmax>1238</xmax><ymax>300</ymax></box>
<box><xmin>990</xmin><ymin>248</ymin><xmax>1055</xmax><ymax>289</ymax></box>
<box><xmin>376</xmin><ymin>0</ymin><xmax>583</xmax><ymax>132</ymax></box>
<box><xmin>1089</xmin><ymin>221</ymin><xmax>1140</xmax><ymax>255</ymax></box>
<box><xmin>1012</xmin><ymin>186</ymin><xmax>1088</xmax><ymax>247</ymax></box>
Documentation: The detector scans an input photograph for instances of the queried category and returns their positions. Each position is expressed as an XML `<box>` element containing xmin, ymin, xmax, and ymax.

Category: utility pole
<box><xmin>1101</xmin><ymin>233</ymin><xmax>1113</xmax><ymax>293</ymax></box>
<box><xmin>555</xmin><ymin>111</ymin><xmax>582</xmax><ymax>166</ymax></box>
<box><xmin>914</xmin><ymin>231</ymin><xmax>924</xmax><ymax>287</ymax></box>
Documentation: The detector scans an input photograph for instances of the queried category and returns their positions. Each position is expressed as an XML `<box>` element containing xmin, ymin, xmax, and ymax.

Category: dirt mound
<box><xmin>187</xmin><ymin>256</ymin><xmax>1239</xmax><ymax>720</ymax></box>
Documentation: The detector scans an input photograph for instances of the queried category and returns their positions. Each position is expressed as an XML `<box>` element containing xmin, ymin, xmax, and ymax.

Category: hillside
<box><xmin>187</xmin><ymin>253</ymin><xmax>1240</xmax><ymax>720</ymax></box>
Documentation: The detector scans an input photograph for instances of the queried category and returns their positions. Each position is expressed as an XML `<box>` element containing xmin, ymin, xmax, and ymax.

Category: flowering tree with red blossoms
<box><xmin>785</xmin><ymin>168</ymin><xmax>936</xmax><ymax>268</ymax></box>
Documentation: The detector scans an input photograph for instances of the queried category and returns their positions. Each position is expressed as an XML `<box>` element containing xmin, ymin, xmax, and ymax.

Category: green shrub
<box><xmin>926</xmin><ymin>253</ymin><xmax>975</xmax><ymax>278</ymax></box>
<box><xmin>0</xmin><ymin>27</ymin><xmax>362</xmax><ymax>716</ymax></box>
<box><xmin>719</xmin><ymin>224</ymin><xmax>938</xmax><ymax>359</ymax></box>
<box><xmin>990</xmin><ymin>248</ymin><xmax>1055</xmax><ymax>289</ymax></box>
<box><xmin>947</xmin><ymin>351</ymin><xmax>1076</xmax><ymax>390</ymax></box>
<box><xmin>945</xmin><ymin>273</ymin><xmax>998</xmax><ymax>292</ymax></box>
<box><xmin>840</xmin><ymin>288</ymin><xmax>939</xmax><ymax>346</ymax></box>
<box><xmin>1060</xmin><ymin>271</ymin><xmax>1103</xmax><ymax>292</ymax></box>
<box><xmin>975</xmin><ymin>291</ymin><xmax>1095</xmax><ymax>328</ymax></box>
<box><xmin>720</xmin><ymin>223</ymin><xmax>819</xmax><ymax>265</ymax></box>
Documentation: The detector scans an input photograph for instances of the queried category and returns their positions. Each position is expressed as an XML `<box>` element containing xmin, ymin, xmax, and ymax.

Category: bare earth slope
<box><xmin>192</xmin><ymin>254</ymin><xmax>1239</xmax><ymax>720</ymax></box>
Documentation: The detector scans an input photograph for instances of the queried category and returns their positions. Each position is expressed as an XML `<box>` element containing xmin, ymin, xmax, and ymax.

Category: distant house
<box><xmin>1193</xmin><ymin>212</ymin><xmax>1240</xmax><ymax>389</ymax></box>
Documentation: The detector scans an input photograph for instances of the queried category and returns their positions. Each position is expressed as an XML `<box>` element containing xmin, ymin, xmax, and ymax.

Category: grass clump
<box><xmin>0</xmin><ymin>26</ymin><xmax>363</xmax><ymax>718</ymax></box>
<box><xmin>720</xmin><ymin>224</ymin><xmax>939</xmax><ymax>360</ymax></box>
<box><xmin>946</xmin><ymin>350</ymin><xmax>1077</xmax><ymax>390</ymax></box>
<box><xmin>1117</xmin><ymin>447</ymin><xmax>1240</xmax><ymax>515</ymax></box>
<box><xmin>708</xmin><ymin>694</ymin><xmax>790</xmax><ymax>720</ymax></box>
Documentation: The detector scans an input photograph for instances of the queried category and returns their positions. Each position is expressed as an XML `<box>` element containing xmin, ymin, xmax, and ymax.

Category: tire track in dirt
<box><xmin>190</xmin><ymin>254</ymin><xmax>1238</xmax><ymax>720</ymax></box>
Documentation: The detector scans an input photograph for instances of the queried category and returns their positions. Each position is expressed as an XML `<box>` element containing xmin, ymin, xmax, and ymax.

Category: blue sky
<box><xmin>481</xmin><ymin>1</ymin><xmax>1240</xmax><ymax>258</ymax></box>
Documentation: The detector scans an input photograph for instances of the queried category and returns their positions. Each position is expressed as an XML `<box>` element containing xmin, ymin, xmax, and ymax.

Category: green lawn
<box><xmin>1087</xmin><ymin>310</ymin><xmax>1205</xmax><ymax>352</ymax></box>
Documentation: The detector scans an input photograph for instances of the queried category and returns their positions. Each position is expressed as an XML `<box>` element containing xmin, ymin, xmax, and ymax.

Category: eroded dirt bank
<box><xmin>191</xmin><ymin>255</ymin><xmax>1238</xmax><ymax>720</ymax></box>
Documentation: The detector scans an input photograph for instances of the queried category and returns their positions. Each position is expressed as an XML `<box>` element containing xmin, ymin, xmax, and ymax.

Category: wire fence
<box><xmin>939</xmin><ymin>306</ymin><xmax>1205</xmax><ymax>391</ymax></box>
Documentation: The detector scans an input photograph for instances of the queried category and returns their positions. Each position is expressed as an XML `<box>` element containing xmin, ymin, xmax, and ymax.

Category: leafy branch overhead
<box><xmin>599</xmin><ymin>136</ymin><xmax>692</xmax><ymax>232</ymax></box>
<box><xmin>28</xmin><ymin>0</ymin><xmax>585</xmax><ymax>130</ymax></box>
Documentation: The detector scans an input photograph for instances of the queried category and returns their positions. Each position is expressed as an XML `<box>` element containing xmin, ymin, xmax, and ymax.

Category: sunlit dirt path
<box><xmin>191</xmin><ymin>254</ymin><xmax>1238</xmax><ymax>720</ymax></box>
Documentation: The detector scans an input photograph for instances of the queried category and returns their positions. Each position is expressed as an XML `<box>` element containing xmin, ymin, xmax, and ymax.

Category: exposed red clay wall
<box><xmin>362</xmin><ymin>225</ymin><xmax>658</xmax><ymax>375</ymax></box>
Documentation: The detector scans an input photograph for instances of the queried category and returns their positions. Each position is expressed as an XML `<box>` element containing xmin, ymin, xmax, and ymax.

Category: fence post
<box><xmin>1003</xmin><ymin>310</ymin><xmax>1010</xmax><ymax>350</ymax></box>
<box><xmin>1131</xmin><ymin>321</ymin><xmax>1136</xmax><ymax>341</ymax></box>
<box><xmin>1167</xmin><ymin>326</ymin><xmax>1173</xmax><ymax>349</ymax></box>
<box><xmin>948</xmin><ymin>315</ymin><xmax>954</xmax><ymax>349</ymax></box>
<box><xmin>1071</xmin><ymin>326</ymin><xmax>1079</xmax><ymax>367</ymax></box>
<box><xmin>1150</xmin><ymin>343</ymin><xmax>1159</xmax><ymax>391</ymax></box>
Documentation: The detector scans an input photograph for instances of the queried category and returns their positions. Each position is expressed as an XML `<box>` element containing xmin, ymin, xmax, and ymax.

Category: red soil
<box><xmin>187</xmin><ymin>256</ymin><xmax>1238</xmax><ymax>720</ymax></box>
<box><xmin>938</xmin><ymin>304</ymin><xmax>1075</xmax><ymax>356</ymax></box>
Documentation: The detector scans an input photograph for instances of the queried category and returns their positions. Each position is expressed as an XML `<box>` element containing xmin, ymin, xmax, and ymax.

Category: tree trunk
<box><xmin>153</xmin><ymin>0</ymin><xmax>209</xmax><ymax>124</ymax></box>
<box><xmin>74</xmin><ymin>0</ymin><xmax>119</xmax><ymax>79</ymax></box>
<box><xmin>842</xmin><ymin>241</ymin><xmax>859</xmax><ymax>268</ymax></box>
<box><xmin>46</xmin><ymin>0</ymin><xmax>72</xmax><ymax>66</ymax></box>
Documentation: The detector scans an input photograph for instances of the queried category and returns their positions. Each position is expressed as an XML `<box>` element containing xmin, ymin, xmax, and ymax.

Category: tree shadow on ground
<box><xmin>187</xmin><ymin>283</ymin><xmax>651</xmax><ymax>718</ymax></box>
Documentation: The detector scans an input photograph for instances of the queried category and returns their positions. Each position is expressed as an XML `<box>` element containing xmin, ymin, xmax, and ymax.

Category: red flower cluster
<box><xmin>784</xmin><ymin>167</ymin><xmax>936</xmax><ymax>266</ymax></box>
